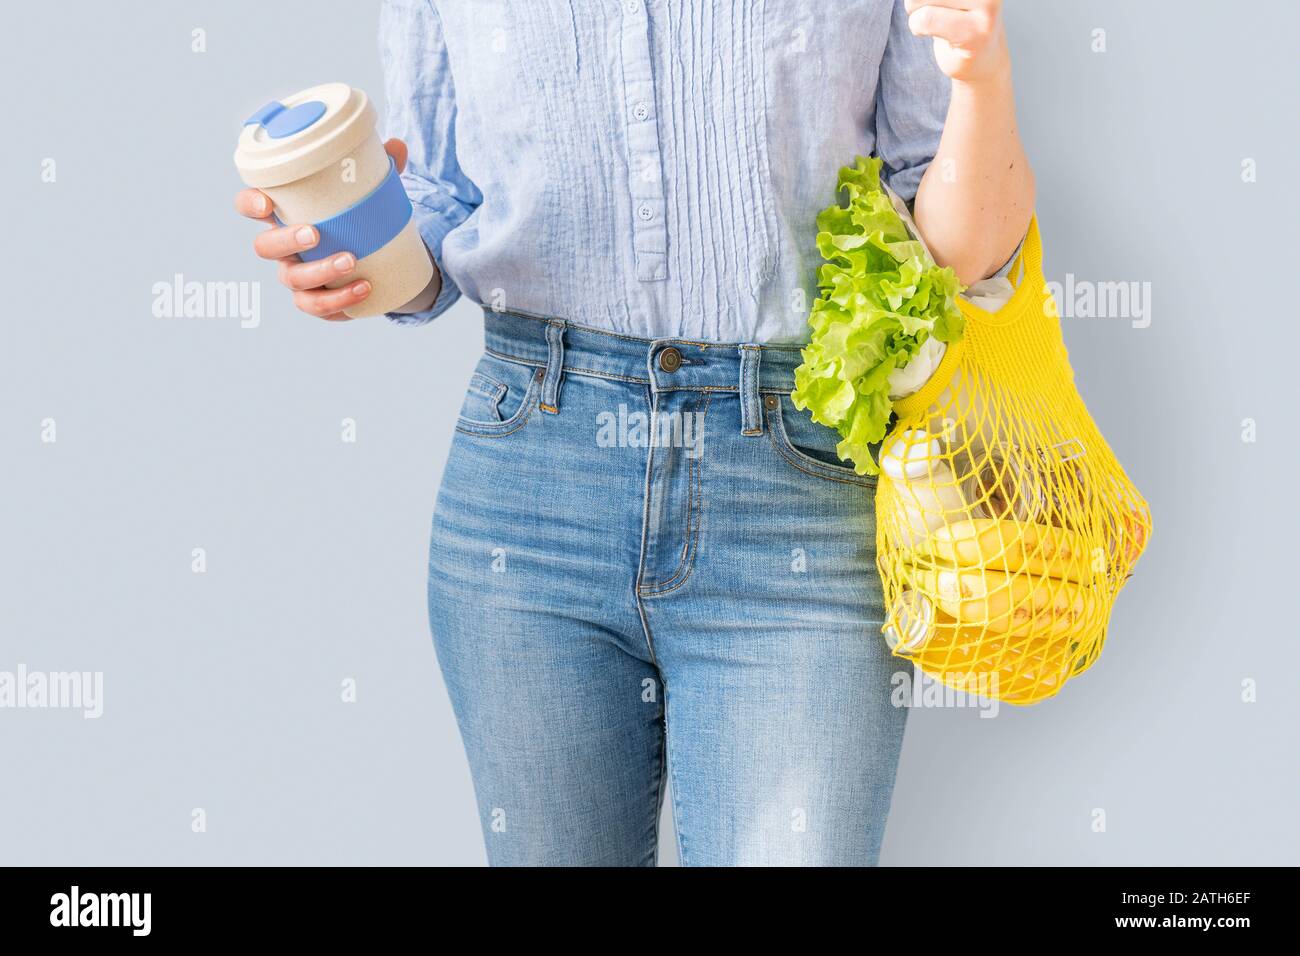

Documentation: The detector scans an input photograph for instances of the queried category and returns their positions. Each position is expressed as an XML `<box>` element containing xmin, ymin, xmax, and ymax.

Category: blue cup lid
<box><xmin>234</xmin><ymin>83</ymin><xmax>377</xmax><ymax>188</ymax></box>
<box><xmin>243</xmin><ymin>99</ymin><xmax>328</xmax><ymax>139</ymax></box>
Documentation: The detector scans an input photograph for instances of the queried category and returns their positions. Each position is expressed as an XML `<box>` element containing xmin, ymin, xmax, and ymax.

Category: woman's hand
<box><xmin>905</xmin><ymin>0</ymin><xmax>1009</xmax><ymax>86</ymax></box>
<box><xmin>234</xmin><ymin>138</ymin><xmax>409</xmax><ymax>321</ymax></box>
<box><xmin>908</xmin><ymin>0</ymin><xmax>1034</xmax><ymax>285</ymax></box>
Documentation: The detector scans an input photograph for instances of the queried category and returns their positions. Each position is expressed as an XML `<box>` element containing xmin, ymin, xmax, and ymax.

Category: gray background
<box><xmin>1</xmin><ymin>0</ymin><xmax>1296</xmax><ymax>866</ymax></box>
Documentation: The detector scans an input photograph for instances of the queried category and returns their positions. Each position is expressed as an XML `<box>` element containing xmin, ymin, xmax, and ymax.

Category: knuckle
<box><xmin>240</xmin><ymin>191</ymin><xmax>268</xmax><ymax>219</ymax></box>
<box><xmin>257</xmin><ymin>230</ymin><xmax>287</xmax><ymax>258</ymax></box>
<box><xmin>295</xmin><ymin>265</ymin><xmax>321</xmax><ymax>291</ymax></box>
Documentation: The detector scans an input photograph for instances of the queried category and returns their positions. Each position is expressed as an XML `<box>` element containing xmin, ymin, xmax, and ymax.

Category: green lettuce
<box><xmin>791</xmin><ymin>156</ymin><xmax>965</xmax><ymax>475</ymax></box>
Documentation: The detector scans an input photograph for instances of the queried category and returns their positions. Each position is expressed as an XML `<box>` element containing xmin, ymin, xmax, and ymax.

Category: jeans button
<box><xmin>658</xmin><ymin>347</ymin><xmax>682</xmax><ymax>373</ymax></box>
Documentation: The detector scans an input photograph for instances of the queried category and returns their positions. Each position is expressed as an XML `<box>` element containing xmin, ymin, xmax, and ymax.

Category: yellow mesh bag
<box><xmin>878</xmin><ymin>217</ymin><xmax>1151</xmax><ymax>705</ymax></box>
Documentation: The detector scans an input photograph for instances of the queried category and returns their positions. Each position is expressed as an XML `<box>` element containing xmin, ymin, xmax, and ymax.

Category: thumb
<box><xmin>383</xmin><ymin>138</ymin><xmax>408</xmax><ymax>174</ymax></box>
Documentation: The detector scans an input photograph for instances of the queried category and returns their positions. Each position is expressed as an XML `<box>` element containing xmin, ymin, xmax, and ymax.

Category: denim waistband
<box><xmin>482</xmin><ymin>309</ymin><xmax>805</xmax><ymax>395</ymax></box>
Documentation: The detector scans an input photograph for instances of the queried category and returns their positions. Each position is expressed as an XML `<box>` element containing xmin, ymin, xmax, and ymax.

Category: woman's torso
<box><xmin>393</xmin><ymin>0</ymin><xmax>949</xmax><ymax>343</ymax></box>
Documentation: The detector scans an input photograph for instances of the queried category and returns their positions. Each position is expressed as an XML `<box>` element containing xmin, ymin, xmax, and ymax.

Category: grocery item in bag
<box><xmin>878</xmin><ymin>430</ymin><xmax>968</xmax><ymax>546</ymax></box>
<box><xmin>793</xmin><ymin>156</ymin><xmax>1151</xmax><ymax>704</ymax></box>
<box><xmin>875</xmin><ymin>216</ymin><xmax>1151</xmax><ymax>703</ymax></box>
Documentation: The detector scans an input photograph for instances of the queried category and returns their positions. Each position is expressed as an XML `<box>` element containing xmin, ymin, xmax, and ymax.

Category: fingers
<box><xmin>238</xmin><ymin>163</ymin><xmax>393</xmax><ymax>320</ymax></box>
<box><xmin>235</xmin><ymin>188</ymin><xmax>275</xmax><ymax>221</ymax></box>
<box><xmin>908</xmin><ymin>4</ymin><xmax>996</xmax><ymax>46</ymax></box>
<box><xmin>291</xmin><ymin>280</ymin><xmax>372</xmax><ymax>319</ymax></box>
<box><xmin>270</xmin><ymin>239</ymin><xmax>367</xmax><ymax>322</ymax></box>
<box><xmin>905</xmin><ymin>0</ymin><xmax>981</xmax><ymax>12</ymax></box>
<box><xmin>383</xmin><ymin>138</ymin><xmax>408</xmax><ymax>174</ymax></box>
<box><xmin>253</xmin><ymin>223</ymin><xmax>319</xmax><ymax>261</ymax></box>
<box><xmin>277</xmin><ymin>253</ymin><xmax>356</xmax><ymax>291</ymax></box>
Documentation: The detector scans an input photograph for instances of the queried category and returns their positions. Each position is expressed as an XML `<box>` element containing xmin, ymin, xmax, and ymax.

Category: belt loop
<box><xmin>738</xmin><ymin>345</ymin><xmax>762</xmax><ymax>436</ymax></box>
<box><xmin>539</xmin><ymin>320</ymin><xmax>566</xmax><ymax>414</ymax></box>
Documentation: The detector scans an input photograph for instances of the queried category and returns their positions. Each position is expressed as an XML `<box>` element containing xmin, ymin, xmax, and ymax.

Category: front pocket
<box><xmin>462</xmin><ymin>372</ymin><xmax>508</xmax><ymax>421</ymax></box>
<box><xmin>768</xmin><ymin>394</ymin><xmax>877</xmax><ymax>487</ymax></box>
<box><xmin>455</xmin><ymin>353</ymin><xmax>542</xmax><ymax>437</ymax></box>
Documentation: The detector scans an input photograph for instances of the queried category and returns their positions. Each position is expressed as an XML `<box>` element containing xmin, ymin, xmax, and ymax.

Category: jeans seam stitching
<box><xmin>663</xmin><ymin>681</ymin><xmax>688</xmax><ymax>867</ymax></box>
<box><xmin>766</xmin><ymin>402</ymin><xmax>878</xmax><ymax>487</ymax></box>
<box><xmin>484</xmin><ymin>346</ymin><xmax>653</xmax><ymax>386</ymax></box>
<box><xmin>632</xmin><ymin>384</ymin><xmax>661</xmax><ymax>664</ymax></box>
<box><xmin>649</xmin><ymin>710</ymin><xmax>666</xmax><ymax>867</ymax></box>
<box><xmin>454</xmin><ymin>377</ymin><xmax>541</xmax><ymax>437</ymax></box>
<box><xmin>637</xmin><ymin>392</ymin><xmax>709</xmax><ymax>596</ymax></box>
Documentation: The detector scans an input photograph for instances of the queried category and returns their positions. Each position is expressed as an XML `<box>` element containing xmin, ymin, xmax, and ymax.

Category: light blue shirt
<box><xmin>380</xmin><ymin>0</ymin><xmax>959</xmax><ymax>343</ymax></box>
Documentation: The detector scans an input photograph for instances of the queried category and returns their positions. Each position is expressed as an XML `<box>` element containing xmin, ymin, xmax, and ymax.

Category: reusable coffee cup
<box><xmin>233</xmin><ymin>82</ymin><xmax>434</xmax><ymax>318</ymax></box>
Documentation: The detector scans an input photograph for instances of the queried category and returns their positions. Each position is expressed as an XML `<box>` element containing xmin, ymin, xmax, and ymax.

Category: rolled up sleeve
<box><xmin>379</xmin><ymin>0</ymin><xmax>481</xmax><ymax>325</ymax></box>
<box><xmin>874</xmin><ymin>0</ymin><xmax>951</xmax><ymax>203</ymax></box>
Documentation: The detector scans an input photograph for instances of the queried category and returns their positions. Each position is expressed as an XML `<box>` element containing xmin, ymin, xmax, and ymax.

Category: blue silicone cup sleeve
<box><xmin>274</xmin><ymin>157</ymin><xmax>414</xmax><ymax>263</ymax></box>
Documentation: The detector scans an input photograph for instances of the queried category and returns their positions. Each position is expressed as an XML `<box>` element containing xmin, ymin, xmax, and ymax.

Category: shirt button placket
<box><xmin>620</xmin><ymin>0</ymin><xmax>668</xmax><ymax>282</ymax></box>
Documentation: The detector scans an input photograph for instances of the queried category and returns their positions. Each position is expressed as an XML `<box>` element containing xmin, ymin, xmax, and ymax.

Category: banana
<box><xmin>915</xmin><ymin>518</ymin><xmax>1097</xmax><ymax>583</ymax></box>
<box><xmin>902</xmin><ymin>563</ymin><xmax>1097</xmax><ymax>639</ymax></box>
<box><xmin>893</xmin><ymin>599</ymin><xmax>1104</xmax><ymax>703</ymax></box>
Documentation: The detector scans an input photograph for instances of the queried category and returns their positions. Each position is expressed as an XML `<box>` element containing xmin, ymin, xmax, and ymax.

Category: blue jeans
<box><xmin>427</xmin><ymin>310</ymin><xmax>907</xmax><ymax>866</ymax></box>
